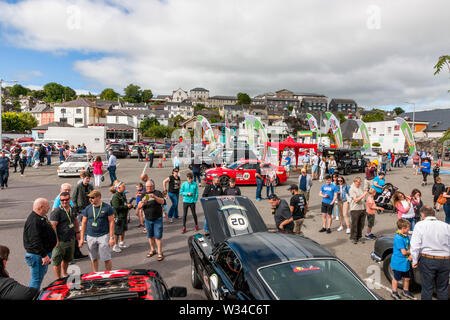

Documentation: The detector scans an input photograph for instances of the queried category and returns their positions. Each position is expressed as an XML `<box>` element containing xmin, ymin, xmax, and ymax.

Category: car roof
<box><xmin>227</xmin><ymin>232</ymin><xmax>335</xmax><ymax>273</ymax></box>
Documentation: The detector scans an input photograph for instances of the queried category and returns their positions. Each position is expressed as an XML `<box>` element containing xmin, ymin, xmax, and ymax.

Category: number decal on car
<box><xmin>227</xmin><ymin>214</ymin><xmax>249</xmax><ymax>231</ymax></box>
<box><xmin>243</xmin><ymin>173</ymin><xmax>250</xmax><ymax>180</ymax></box>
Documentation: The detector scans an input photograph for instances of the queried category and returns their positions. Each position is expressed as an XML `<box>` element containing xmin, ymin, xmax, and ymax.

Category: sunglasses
<box><xmin>88</xmin><ymin>196</ymin><xmax>96</xmax><ymax>199</ymax></box>
<box><xmin>60</xmin><ymin>198</ymin><xmax>70</xmax><ymax>202</ymax></box>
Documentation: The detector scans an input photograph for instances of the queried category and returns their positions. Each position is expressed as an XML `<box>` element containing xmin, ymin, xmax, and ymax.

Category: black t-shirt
<box><xmin>273</xmin><ymin>199</ymin><xmax>294</xmax><ymax>232</ymax></box>
<box><xmin>142</xmin><ymin>190</ymin><xmax>164</xmax><ymax>221</ymax></box>
<box><xmin>290</xmin><ymin>194</ymin><xmax>307</xmax><ymax>220</ymax></box>
<box><xmin>225</xmin><ymin>186</ymin><xmax>241</xmax><ymax>196</ymax></box>
<box><xmin>256</xmin><ymin>166</ymin><xmax>262</xmax><ymax>180</ymax></box>
<box><xmin>168</xmin><ymin>175</ymin><xmax>181</xmax><ymax>194</ymax></box>
<box><xmin>50</xmin><ymin>206</ymin><xmax>77</xmax><ymax>242</ymax></box>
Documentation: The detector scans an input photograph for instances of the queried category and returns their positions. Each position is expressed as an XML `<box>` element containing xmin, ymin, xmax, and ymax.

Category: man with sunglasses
<box><xmin>49</xmin><ymin>192</ymin><xmax>80</xmax><ymax>280</ymax></box>
<box><xmin>79</xmin><ymin>190</ymin><xmax>115</xmax><ymax>272</ymax></box>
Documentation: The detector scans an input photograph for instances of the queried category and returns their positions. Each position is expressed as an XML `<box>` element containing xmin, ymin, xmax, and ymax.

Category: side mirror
<box><xmin>168</xmin><ymin>286</ymin><xmax>187</xmax><ymax>298</ymax></box>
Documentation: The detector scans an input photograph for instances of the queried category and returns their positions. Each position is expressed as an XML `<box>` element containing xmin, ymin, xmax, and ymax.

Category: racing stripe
<box><xmin>279</xmin><ymin>234</ymin><xmax>314</xmax><ymax>258</ymax></box>
<box><xmin>253</xmin><ymin>233</ymin><xmax>289</xmax><ymax>262</ymax></box>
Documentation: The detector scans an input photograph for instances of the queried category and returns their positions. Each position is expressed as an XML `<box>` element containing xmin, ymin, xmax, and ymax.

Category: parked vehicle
<box><xmin>108</xmin><ymin>143</ymin><xmax>130</xmax><ymax>158</ymax></box>
<box><xmin>321</xmin><ymin>148</ymin><xmax>368</xmax><ymax>175</ymax></box>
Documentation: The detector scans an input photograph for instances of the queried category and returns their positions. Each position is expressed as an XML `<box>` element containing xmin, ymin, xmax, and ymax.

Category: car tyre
<box><xmin>344</xmin><ymin>166</ymin><xmax>351</xmax><ymax>175</ymax></box>
<box><xmin>191</xmin><ymin>259</ymin><xmax>202</xmax><ymax>289</ymax></box>
<box><xmin>219</xmin><ymin>175</ymin><xmax>230</xmax><ymax>188</ymax></box>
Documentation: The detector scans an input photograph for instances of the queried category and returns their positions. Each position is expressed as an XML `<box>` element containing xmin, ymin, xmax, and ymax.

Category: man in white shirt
<box><xmin>310</xmin><ymin>153</ymin><xmax>319</xmax><ymax>180</ymax></box>
<box><xmin>107</xmin><ymin>151</ymin><xmax>117</xmax><ymax>186</ymax></box>
<box><xmin>410</xmin><ymin>206</ymin><xmax>450</xmax><ymax>300</ymax></box>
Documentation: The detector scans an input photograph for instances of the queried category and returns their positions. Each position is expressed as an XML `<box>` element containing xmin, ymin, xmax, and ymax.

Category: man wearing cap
<box><xmin>269</xmin><ymin>194</ymin><xmax>294</xmax><ymax>233</ymax></box>
<box><xmin>79</xmin><ymin>190</ymin><xmax>115</xmax><ymax>272</ymax></box>
<box><xmin>288</xmin><ymin>185</ymin><xmax>307</xmax><ymax>235</ymax></box>
<box><xmin>298</xmin><ymin>168</ymin><xmax>313</xmax><ymax>211</ymax></box>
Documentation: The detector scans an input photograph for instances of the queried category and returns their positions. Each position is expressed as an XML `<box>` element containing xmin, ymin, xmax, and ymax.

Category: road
<box><xmin>1</xmin><ymin>156</ymin><xmax>448</xmax><ymax>300</ymax></box>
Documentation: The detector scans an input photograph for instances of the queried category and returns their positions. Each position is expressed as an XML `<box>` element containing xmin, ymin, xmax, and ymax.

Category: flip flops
<box><xmin>146</xmin><ymin>250</ymin><xmax>156</xmax><ymax>258</ymax></box>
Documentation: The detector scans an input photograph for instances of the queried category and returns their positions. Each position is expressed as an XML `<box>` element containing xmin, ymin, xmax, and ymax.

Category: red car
<box><xmin>203</xmin><ymin>159</ymin><xmax>288</xmax><ymax>187</ymax></box>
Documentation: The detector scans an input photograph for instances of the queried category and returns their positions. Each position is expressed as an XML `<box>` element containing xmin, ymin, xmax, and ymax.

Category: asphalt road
<box><xmin>1</xmin><ymin>156</ymin><xmax>448</xmax><ymax>300</ymax></box>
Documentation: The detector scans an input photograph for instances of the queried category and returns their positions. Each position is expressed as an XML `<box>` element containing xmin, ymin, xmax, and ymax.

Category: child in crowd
<box><xmin>162</xmin><ymin>190</ymin><xmax>169</xmax><ymax>219</ymax></box>
<box><xmin>319</xmin><ymin>157</ymin><xmax>327</xmax><ymax>181</ymax></box>
<box><xmin>432</xmin><ymin>177</ymin><xmax>445</xmax><ymax>212</ymax></box>
<box><xmin>390</xmin><ymin>219</ymin><xmax>415</xmax><ymax>300</ymax></box>
<box><xmin>284</xmin><ymin>154</ymin><xmax>291</xmax><ymax>177</ymax></box>
<box><xmin>365</xmin><ymin>188</ymin><xmax>384</xmax><ymax>239</ymax></box>
<box><xmin>135</xmin><ymin>183</ymin><xmax>145</xmax><ymax>228</ymax></box>
<box><xmin>432</xmin><ymin>163</ymin><xmax>440</xmax><ymax>183</ymax></box>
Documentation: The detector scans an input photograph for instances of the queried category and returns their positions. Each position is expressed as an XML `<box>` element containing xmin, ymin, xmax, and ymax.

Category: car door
<box><xmin>240</xmin><ymin>162</ymin><xmax>257</xmax><ymax>184</ymax></box>
<box><xmin>209</xmin><ymin>244</ymin><xmax>242</xmax><ymax>300</ymax></box>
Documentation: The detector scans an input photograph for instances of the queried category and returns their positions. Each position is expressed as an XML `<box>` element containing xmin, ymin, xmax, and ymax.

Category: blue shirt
<box><xmin>299</xmin><ymin>175</ymin><xmax>307</xmax><ymax>192</ymax></box>
<box><xmin>108</xmin><ymin>155</ymin><xmax>117</xmax><ymax>167</ymax></box>
<box><xmin>421</xmin><ymin>162</ymin><xmax>431</xmax><ymax>173</ymax></box>
<box><xmin>0</xmin><ymin>157</ymin><xmax>9</xmax><ymax>170</ymax></box>
<box><xmin>372</xmin><ymin>176</ymin><xmax>385</xmax><ymax>193</ymax></box>
<box><xmin>76</xmin><ymin>148</ymin><xmax>86</xmax><ymax>154</ymax></box>
<box><xmin>285</xmin><ymin>156</ymin><xmax>291</xmax><ymax>165</ymax></box>
<box><xmin>320</xmin><ymin>183</ymin><xmax>338</xmax><ymax>205</ymax></box>
<box><xmin>81</xmin><ymin>202</ymin><xmax>114</xmax><ymax>237</ymax></box>
<box><xmin>26</xmin><ymin>146</ymin><xmax>33</xmax><ymax>157</ymax></box>
<box><xmin>391</xmin><ymin>233</ymin><xmax>411</xmax><ymax>272</ymax></box>
<box><xmin>53</xmin><ymin>194</ymin><xmax>75</xmax><ymax>209</ymax></box>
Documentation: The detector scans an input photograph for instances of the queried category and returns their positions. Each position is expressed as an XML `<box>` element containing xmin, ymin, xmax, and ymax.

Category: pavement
<box><xmin>1</xmin><ymin>156</ymin><xmax>448</xmax><ymax>300</ymax></box>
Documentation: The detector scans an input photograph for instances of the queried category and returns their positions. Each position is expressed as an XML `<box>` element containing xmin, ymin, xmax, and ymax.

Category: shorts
<box><xmin>87</xmin><ymin>234</ymin><xmax>111</xmax><ymax>262</ymax></box>
<box><xmin>284</xmin><ymin>165</ymin><xmax>290</xmax><ymax>172</ymax></box>
<box><xmin>145</xmin><ymin>217</ymin><xmax>163</xmax><ymax>239</ymax></box>
<box><xmin>312</xmin><ymin>165</ymin><xmax>318</xmax><ymax>173</ymax></box>
<box><xmin>299</xmin><ymin>190</ymin><xmax>310</xmax><ymax>202</ymax></box>
<box><xmin>114</xmin><ymin>217</ymin><xmax>128</xmax><ymax>235</ymax></box>
<box><xmin>321</xmin><ymin>203</ymin><xmax>334</xmax><ymax>215</ymax></box>
<box><xmin>413</xmin><ymin>162</ymin><xmax>419</xmax><ymax>166</ymax></box>
<box><xmin>393</xmin><ymin>269</ymin><xmax>411</xmax><ymax>281</ymax></box>
<box><xmin>52</xmin><ymin>239</ymin><xmax>75</xmax><ymax>265</ymax></box>
<box><xmin>367</xmin><ymin>213</ymin><xmax>375</xmax><ymax>228</ymax></box>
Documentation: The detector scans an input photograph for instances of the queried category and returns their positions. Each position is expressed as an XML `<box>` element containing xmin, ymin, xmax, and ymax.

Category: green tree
<box><xmin>12</xmin><ymin>100</ymin><xmax>21</xmax><ymax>111</ymax></box>
<box><xmin>30</xmin><ymin>90</ymin><xmax>46</xmax><ymax>100</ymax></box>
<box><xmin>351</xmin><ymin>141</ymin><xmax>360</xmax><ymax>147</ymax></box>
<box><xmin>145</xmin><ymin>125</ymin><xmax>175</xmax><ymax>139</ymax></box>
<box><xmin>194</xmin><ymin>103</ymin><xmax>206</xmax><ymax>111</ymax></box>
<box><xmin>169</xmin><ymin>115</ymin><xmax>185</xmax><ymax>127</ymax></box>
<box><xmin>362</xmin><ymin>110</ymin><xmax>385</xmax><ymax>122</ymax></box>
<box><xmin>123</xmin><ymin>83</ymin><xmax>142</xmax><ymax>103</ymax></box>
<box><xmin>64</xmin><ymin>86</ymin><xmax>77</xmax><ymax>101</ymax></box>
<box><xmin>100</xmin><ymin>88</ymin><xmax>119</xmax><ymax>100</ymax></box>
<box><xmin>141</xmin><ymin>89</ymin><xmax>153</xmax><ymax>103</ymax></box>
<box><xmin>438</xmin><ymin>129</ymin><xmax>450</xmax><ymax>143</ymax></box>
<box><xmin>18</xmin><ymin>112</ymin><xmax>38</xmax><ymax>130</ymax></box>
<box><xmin>393</xmin><ymin>107</ymin><xmax>405</xmax><ymax>116</ymax></box>
<box><xmin>43</xmin><ymin>82</ymin><xmax>66</xmax><ymax>102</ymax></box>
<box><xmin>1</xmin><ymin>112</ymin><xmax>37</xmax><ymax>132</ymax></box>
<box><xmin>287</xmin><ymin>105</ymin><xmax>294</xmax><ymax>112</ymax></box>
<box><xmin>372</xmin><ymin>142</ymin><xmax>381</xmax><ymax>147</ymax></box>
<box><xmin>237</xmin><ymin>92</ymin><xmax>251</xmax><ymax>105</ymax></box>
<box><xmin>337</xmin><ymin>112</ymin><xmax>346</xmax><ymax>123</ymax></box>
<box><xmin>10</xmin><ymin>84</ymin><xmax>28</xmax><ymax>98</ymax></box>
<box><xmin>434</xmin><ymin>55</ymin><xmax>450</xmax><ymax>75</ymax></box>
<box><xmin>139</xmin><ymin>117</ymin><xmax>160</xmax><ymax>132</ymax></box>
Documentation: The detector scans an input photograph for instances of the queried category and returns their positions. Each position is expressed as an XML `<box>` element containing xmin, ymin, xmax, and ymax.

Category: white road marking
<box><xmin>141</xmin><ymin>162</ymin><xmax>148</xmax><ymax>175</ymax></box>
<box><xmin>363</xmin><ymin>278</ymin><xmax>393</xmax><ymax>293</ymax></box>
<box><xmin>0</xmin><ymin>219</ymin><xmax>27</xmax><ymax>222</ymax></box>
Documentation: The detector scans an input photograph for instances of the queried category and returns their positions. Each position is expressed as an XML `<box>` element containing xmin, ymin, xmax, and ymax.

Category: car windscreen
<box><xmin>226</xmin><ymin>162</ymin><xmax>241</xmax><ymax>170</ymax></box>
<box><xmin>66</xmin><ymin>155</ymin><xmax>89</xmax><ymax>162</ymax></box>
<box><xmin>258</xmin><ymin>259</ymin><xmax>376</xmax><ymax>300</ymax></box>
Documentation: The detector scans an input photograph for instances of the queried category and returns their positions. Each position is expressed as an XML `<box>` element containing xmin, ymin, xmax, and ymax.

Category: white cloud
<box><xmin>0</xmin><ymin>0</ymin><xmax>449</xmax><ymax>107</ymax></box>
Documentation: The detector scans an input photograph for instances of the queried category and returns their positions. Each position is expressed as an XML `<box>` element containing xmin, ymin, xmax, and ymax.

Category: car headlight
<box><xmin>208</xmin><ymin>173</ymin><xmax>217</xmax><ymax>177</ymax></box>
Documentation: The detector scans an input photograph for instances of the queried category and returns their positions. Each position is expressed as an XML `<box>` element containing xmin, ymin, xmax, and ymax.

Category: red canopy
<box><xmin>265</xmin><ymin>137</ymin><xmax>317</xmax><ymax>167</ymax></box>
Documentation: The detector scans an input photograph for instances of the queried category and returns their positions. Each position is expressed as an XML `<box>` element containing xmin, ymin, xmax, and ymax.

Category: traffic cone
<box><xmin>163</xmin><ymin>152</ymin><xmax>166</xmax><ymax>161</ymax></box>
<box><xmin>158</xmin><ymin>158</ymin><xmax>163</xmax><ymax>168</ymax></box>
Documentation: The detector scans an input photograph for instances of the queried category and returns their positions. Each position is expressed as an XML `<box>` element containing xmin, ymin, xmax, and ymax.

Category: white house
<box><xmin>189</xmin><ymin>87</ymin><xmax>209</xmax><ymax>102</ymax></box>
<box><xmin>172</xmin><ymin>88</ymin><xmax>188</xmax><ymax>102</ymax></box>
<box><xmin>53</xmin><ymin>98</ymin><xmax>113</xmax><ymax>128</ymax></box>
<box><xmin>360</xmin><ymin>120</ymin><xmax>406</xmax><ymax>153</ymax></box>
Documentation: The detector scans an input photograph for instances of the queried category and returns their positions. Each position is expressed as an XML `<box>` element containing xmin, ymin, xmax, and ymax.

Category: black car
<box><xmin>189</xmin><ymin>196</ymin><xmax>379</xmax><ymax>300</ymax></box>
<box><xmin>321</xmin><ymin>148</ymin><xmax>368</xmax><ymax>175</ymax></box>
<box><xmin>108</xmin><ymin>143</ymin><xmax>130</xmax><ymax>158</ymax></box>
<box><xmin>37</xmin><ymin>269</ymin><xmax>186</xmax><ymax>300</ymax></box>
<box><xmin>371</xmin><ymin>235</ymin><xmax>450</xmax><ymax>296</ymax></box>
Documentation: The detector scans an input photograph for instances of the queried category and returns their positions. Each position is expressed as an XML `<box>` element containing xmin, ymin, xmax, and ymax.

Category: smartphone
<box><xmin>145</xmin><ymin>194</ymin><xmax>149</xmax><ymax>201</ymax></box>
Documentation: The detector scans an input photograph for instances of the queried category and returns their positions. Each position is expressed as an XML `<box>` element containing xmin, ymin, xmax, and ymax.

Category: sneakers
<box><xmin>352</xmin><ymin>239</ymin><xmax>358</xmax><ymax>244</ymax></box>
<box><xmin>346</xmin><ymin>228</ymin><xmax>351</xmax><ymax>234</ymax></box>
<box><xmin>256</xmin><ymin>198</ymin><xmax>261</xmax><ymax>202</ymax></box>
<box><xmin>112</xmin><ymin>245</ymin><xmax>122</xmax><ymax>253</ymax></box>
<box><xmin>391</xmin><ymin>291</ymin><xmax>402</xmax><ymax>300</ymax></box>
<box><xmin>365</xmin><ymin>234</ymin><xmax>377</xmax><ymax>240</ymax></box>
<box><xmin>119</xmin><ymin>242</ymin><xmax>128</xmax><ymax>248</ymax></box>
<box><xmin>401</xmin><ymin>291</ymin><xmax>416</xmax><ymax>300</ymax></box>
<box><xmin>326</xmin><ymin>228</ymin><xmax>332</xmax><ymax>234</ymax></box>
<box><xmin>181</xmin><ymin>227</ymin><xmax>187</xmax><ymax>234</ymax></box>
<box><xmin>194</xmin><ymin>225</ymin><xmax>199</xmax><ymax>231</ymax></box>
<box><xmin>335</xmin><ymin>216</ymin><xmax>340</xmax><ymax>221</ymax></box>
<box><xmin>319</xmin><ymin>228</ymin><xmax>327</xmax><ymax>232</ymax></box>
<box><xmin>337</xmin><ymin>226</ymin><xmax>344</xmax><ymax>232</ymax></box>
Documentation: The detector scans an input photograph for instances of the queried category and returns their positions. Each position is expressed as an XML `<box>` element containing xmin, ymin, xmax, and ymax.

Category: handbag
<box><xmin>101</xmin><ymin>175</ymin><xmax>105</xmax><ymax>182</ymax></box>
<box><xmin>437</xmin><ymin>188</ymin><xmax>448</xmax><ymax>205</ymax></box>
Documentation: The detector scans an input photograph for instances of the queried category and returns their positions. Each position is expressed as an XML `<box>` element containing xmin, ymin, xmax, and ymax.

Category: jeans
<box><xmin>381</xmin><ymin>163</ymin><xmax>387</xmax><ymax>173</ymax></box>
<box><xmin>149</xmin><ymin>154</ymin><xmax>154</xmax><ymax>168</ymax></box>
<box><xmin>183</xmin><ymin>202</ymin><xmax>197</xmax><ymax>228</ymax></box>
<box><xmin>256</xmin><ymin>178</ymin><xmax>263</xmax><ymax>200</ymax></box>
<box><xmin>193</xmin><ymin>170</ymin><xmax>201</xmax><ymax>184</ymax></box>
<box><xmin>329</xmin><ymin>168</ymin><xmax>335</xmax><ymax>175</ymax></box>
<box><xmin>418</xmin><ymin>256</ymin><xmax>450</xmax><ymax>300</ymax></box>
<box><xmin>46</xmin><ymin>155</ymin><xmax>51</xmax><ymax>166</ymax></box>
<box><xmin>59</xmin><ymin>157</ymin><xmax>65</xmax><ymax>164</ymax></box>
<box><xmin>0</xmin><ymin>169</ymin><xmax>5</xmax><ymax>187</ymax></box>
<box><xmin>26</xmin><ymin>156</ymin><xmax>32</xmax><ymax>166</ymax></box>
<box><xmin>405</xmin><ymin>217</ymin><xmax>415</xmax><ymax>231</ymax></box>
<box><xmin>25</xmin><ymin>252</ymin><xmax>52</xmax><ymax>289</ymax></box>
<box><xmin>266</xmin><ymin>185</ymin><xmax>274</xmax><ymax>198</ymax></box>
<box><xmin>168</xmin><ymin>192</ymin><xmax>179</xmax><ymax>219</ymax></box>
<box><xmin>444</xmin><ymin>203</ymin><xmax>450</xmax><ymax>224</ymax></box>
<box><xmin>144</xmin><ymin>217</ymin><xmax>163</xmax><ymax>239</ymax></box>
<box><xmin>108</xmin><ymin>166</ymin><xmax>117</xmax><ymax>185</ymax></box>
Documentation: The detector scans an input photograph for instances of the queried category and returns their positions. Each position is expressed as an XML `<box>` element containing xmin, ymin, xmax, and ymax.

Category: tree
<box><xmin>434</xmin><ymin>55</ymin><xmax>450</xmax><ymax>92</ymax></box>
<box><xmin>351</xmin><ymin>141</ymin><xmax>361</xmax><ymax>147</ymax></box>
<box><xmin>123</xmin><ymin>83</ymin><xmax>142</xmax><ymax>103</ymax></box>
<box><xmin>12</xmin><ymin>100</ymin><xmax>21</xmax><ymax>112</ymax></box>
<box><xmin>438</xmin><ymin>129</ymin><xmax>450</xmax><ymax>143</ymax></box>
<box><xmin>372</xmin><ymin>142</ymin><xmax>381</xmax><ymax>147</ymax></box>
<box><xmin>393</xmin><ymin>107</ymin><xmax>405</xmax><ymax>116</ymax></box>
<box><xmin>337</xmin><ymin>112</ymin><xmax>346</xmax><ymax>123</ymax></box>
<box><xmin>237</xmin><ymin>92</ymin><xmax>251</xmax><ymax>105</ymax></box>
<box><xmin>362</xmin><ymin>110</ymin><xmax>385</xmax><ymax>122</ymax></box>
<box><xmin>9</xmin><ymin>84</ymin><xmax>28</xmax><ymax>98</ymax></box>
<box><xmin>2</xmin><ymin>112</ymin><xmax>37</xmax><ymax>132</ymax></box>
<box><xmin>139</xmin><ymin>117</ymin><xmax>160</xmax><ymax>132</ymax></box>
<box><xmin>144</xmin><ymin>125</ymin><xmax>176</xmax><ymax>139</ymax></box>
<box><xmin>43</xmin><ymin>82</ymin><xmax>65</xmax><ymax>102</ymax></box>
<box><xmin>100</xmin><ymin>88</ymin><xmax>119</xmax><ymax>100</ymax></box>
<box><xmin>141</xmin><ymin>89</ymin><xmax>153</xmax><ymax>103</ymax></box>
<box><xmin>169</xmin><ymin>115</ymin><xmax>185</xmax><ymax>127</ymax></box>
<box><xmin>30</xmin><ymin>90</ymin><xmax>46</xmax><ymax>100</ymax></box>
<box><xmin>64</xmin><ymin>86</ymin><xmax>77</xmax><ymax>101</ymax></box>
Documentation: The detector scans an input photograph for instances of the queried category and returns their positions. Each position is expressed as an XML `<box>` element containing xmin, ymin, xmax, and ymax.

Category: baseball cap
<box><xmin>287</xmin><ymin>184</ymin><xmax>298</xmax><ymax>191</ymax></box>
<box><xmin>87</xmin><ymin>190</ymin><xmax>101</xmax><ymax>198</ymax></box>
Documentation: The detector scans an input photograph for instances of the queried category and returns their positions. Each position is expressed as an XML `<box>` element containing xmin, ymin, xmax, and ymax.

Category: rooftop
<box><xmin>402</xmin><ymin>109</ymin><xmax>450</xmax><ymax>132</ymax></box>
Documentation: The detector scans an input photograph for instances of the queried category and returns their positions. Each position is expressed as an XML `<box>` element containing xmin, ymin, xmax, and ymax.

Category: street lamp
<box><xmin>405</xmin><ymin>101</ymin><xmax>416</xmax><ymax>132</ymax></box>
<box><xmin>0</xmin><ymin>78</ymin><xmax>18</xmax><ymax>149</ymax></box>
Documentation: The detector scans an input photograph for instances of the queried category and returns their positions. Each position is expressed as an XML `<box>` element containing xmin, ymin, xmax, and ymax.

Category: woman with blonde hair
<box><xmin>393</xmin><ymin>191</ymin><xmax>416</xmax><ymax>231</ymax></box>
<box><xmin>328</xmin><ymin>156</ymin><xmax>337</xmax><ymax>175</ymax></box>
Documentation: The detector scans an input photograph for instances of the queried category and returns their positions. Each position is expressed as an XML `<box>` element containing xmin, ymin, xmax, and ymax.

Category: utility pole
<box><xmin>0</xmin><ymin>78</ymin><xmax>18</xmax><ymax>149</ymax></box>
<box><xmin>405</xmin><ymin>101</ymin><xmax>416</xmax><ymax>132</ymax></box>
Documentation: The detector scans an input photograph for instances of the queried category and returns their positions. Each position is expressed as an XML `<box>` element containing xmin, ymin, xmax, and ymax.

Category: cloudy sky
<box><xmin>0</xmin><ymin>0</ymin><xmax>448</xmax><ymax>111</ymax></box>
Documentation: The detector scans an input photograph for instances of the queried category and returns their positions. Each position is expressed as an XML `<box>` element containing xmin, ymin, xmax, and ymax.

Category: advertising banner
<box><xmin>306</xmin><ymin>113</ymin><xmax>319</xmax><ymax>140</ymax></box>
<box><xmin>197</xmin><ymin>115</ymin><xmax>216</xmax><ymax>151</ymax></box>
<box><xmin>325</xmin><ymin>112</ymin><xmax>343</xmax><ymax>148</ymax></box>
<box><xmin>395</xmin><ymin>117</ymin><xmax>416</xmax><ymax>155</ymax></box>
<box><xmin>356</xmin><ymin>119</ymin><xmax>371</xmax><ymax>151</ymax></box>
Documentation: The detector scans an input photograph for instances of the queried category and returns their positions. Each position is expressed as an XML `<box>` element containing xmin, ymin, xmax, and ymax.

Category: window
<box><xmin>60</xmin><ymin>118</ymin><xmax>67</xmax><ymax>123</ymax></box>
<box><xmin>76</xmin><ymin>108</ymin><xmax>82</xmax><ymax>114</ymax></box>
<box><xmin>387</xmin><ymin>127</ymin><xmax>392</xmax><ymax>134</ymax></box>
<box><xmin>61</xmin><ymin>108</ymin><xmax>66</xmax><ymax>114</ymax></box>
<box><xmin>215</xmin><ymin>244</ymin><xmax>242</xmax><ymax>284</ymax></box>
<box><xmin>75</xmin><ymin>118</ymin><xmax>83</xmax><ymax>124</ymax></box>
<box><xmin>372</xmin><ymin>128</ymin><xmax>376</xmax><ymax>134</ymax></box>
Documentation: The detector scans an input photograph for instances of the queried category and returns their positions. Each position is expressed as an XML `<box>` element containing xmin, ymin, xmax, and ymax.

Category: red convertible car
<box><xmin>203</xmin><ymin>159</ymin><xmax>288</xmax><ymax>187</ymax></box>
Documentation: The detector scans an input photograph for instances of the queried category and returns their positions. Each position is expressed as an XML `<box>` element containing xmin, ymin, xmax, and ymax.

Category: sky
<box><xmin>0</xmin><ymin>0</ymin><xmax>449</xmax><ymax>112</ymax></box>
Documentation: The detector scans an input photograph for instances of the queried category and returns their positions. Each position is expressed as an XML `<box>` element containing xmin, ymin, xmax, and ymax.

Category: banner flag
<box><xmin>356</xmin><ymin>119</ymin><xmax>371</xmax><ymax>151</ymax></box>
<box><xmin>325</xmin><ymin>112</ymin><xmax>343</xmax><ymax>148</ymax></box>
<box><xmin>197</xmin><ymin>115</ymin><xmax>216</xmax><ymax>151</ymax></box>
<box><xmin>395</xmin><ymin>117</ymin><xmax>416</xmax><ymax>155</ymax></box>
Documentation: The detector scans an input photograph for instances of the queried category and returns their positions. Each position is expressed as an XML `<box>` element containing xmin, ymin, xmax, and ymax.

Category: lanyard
<box><xmin>61</xmin><ymin>206</ymin><xmax>72</xmax><ymax>224</ymax></box>
<box><xmin>92</xmin><ymin>203</ymin><xmax>102</xmax><ymax>222</ymax></box>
